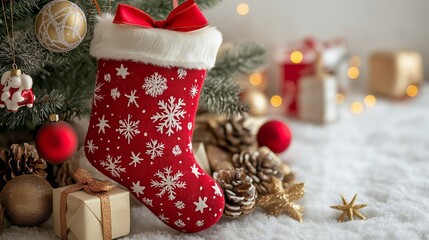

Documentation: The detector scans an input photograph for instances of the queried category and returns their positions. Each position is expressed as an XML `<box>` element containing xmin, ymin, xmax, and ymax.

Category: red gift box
<box><xmin>282</xmin><ymin>63</ymin><xmax>314</xmax><ymax>114</ymax></box>
<box><xmin>278</xmin><ymin>37</ymin><xmax>347</xmax><ymax>115</ymax></box>
<box><xmin>279</xmin><ymin>38</ymin><xmax>318</xmax><ymax>115</ymax></box>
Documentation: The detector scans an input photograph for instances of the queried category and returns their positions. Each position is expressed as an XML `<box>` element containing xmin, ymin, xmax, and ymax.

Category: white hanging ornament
<box><xmin>35</xmin><ymin>0</ymin><xmax>87</xmax><ymax>53</ymax></box>
<box><xmin>0</xmin><ymin>68</ymin><xmax>36</xmax><ymax>112</ymax></box>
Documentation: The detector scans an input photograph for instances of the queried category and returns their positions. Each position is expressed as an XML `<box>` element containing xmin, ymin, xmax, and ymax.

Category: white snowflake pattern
<box><xmin>125</xmin><ymin>90</ymin><xmax>139</xmax><ymax>108</ymax></box>
<box><xmin>85</xmin><ymin>140</ymin><xmax>98</xmax><ymax>154</ymax></box>
<box><xmin>172</xmin><ymin>145</ymin><xmax>182</xmax><ymax>156</ymax></box>
<box><xmin>188</xmin><ymin>141</ymin><xmax>193</xmax><ymax>152</ymax></box>
<box><xmin>100</xmin><ymin>155</ymin><xmax>126</xmax><ymax>178</ymax></box>
<box><xmin>191</xmin><ymin>164</ymin><xmax>202</xmax><ymax>178</ymax></box>
<box><xmin>174</xmin><ymin>219</ymin><xmax>186</xmax><ymax>228</ymax></box>
<box><xmin>151</xmin><ymin>166</ymin><xmax>186</xmax><ymax>201</ymax></box>
<box><xmin>158</xmin><ymin>214</ymin><xmax>169</xmax><ymax>223</ymax></box>
<box><xmin>145</xmin><ymin>139</ymin><xmax>165</xmax><ymax>160</ymax></box>
<box><xmin>96</xmin><ymin>115</ymin><xmax>111</xmax><ymax>134</ymax></box>
<box><xmin>116</xmin><ymin>114</ymin><xmax>140</xmax><ymax>144</ymax></box>
<box><xmin>143</xmin><ymin>72</ymin><xmax>167</xmax><ymax>97</ymax></box>
<box><xmin>129</xmin><ymin>152</ymin><xmax>144</xmax><ymax>167</ymax></box>
<box><xmin>93</xmin><ymin>82</ymin><xmax>104</xmax><ymax>107</ymax></box>
<box><xmin>151</xmin><ymin>97</ymin><xmax>186</xmax><ymax>136</ymax></box>
<box><xmin>194</xmin><ymin>196</ymin><xmax>208</xmax><ymax>213</ymax></box>
<box><xmin>212</xmin><ymin>183</ymin><xmax>223</xmax><ymax>197</ymax></box>
<box><xmin>177</xmin><ymin>68</ymin><xmax>187</xmax><ymax>79</ymax></box>
<box><xmin>111</xmin><ymin>88</ymin><xmax>121</xmax><ymax>100</ymax></box>
<box><xmin>143</xmin><ymin>198</ymin><xmax>153</xmax><ymax>207</ymax></box>
<box><xmin>189</xmin><ymin>85</ymin><xmax>198</xmax><ymax>99</ymax></box>
<box><xmin>175</xmin><ymin>201</ymin><xmax>185</xmax><ymax>209</ymax></box>
<box><xmin>116</xmin><ymin>64</ymin><xmax>130</xmax><ymax>79</ymax></box>
<box><xmin>104</xmin><ymin>73</ymin><xmax>111</xmax><ymax>82</ymax></box>
<box><xmin>196</xmin><ymin>220</ymin><xmax>204</xmax><ymax>227</ymax></box>
<box><xmin>131</xmin><ymin>181</ymin><xmax>145</xmax><ymax>197</ymax></box>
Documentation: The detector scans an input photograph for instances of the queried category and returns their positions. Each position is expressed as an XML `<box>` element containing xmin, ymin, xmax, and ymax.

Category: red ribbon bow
<box><xmin>113</xmin><ymin>0</ymin><xmax>208</xmax><ymax>32</ymax></box>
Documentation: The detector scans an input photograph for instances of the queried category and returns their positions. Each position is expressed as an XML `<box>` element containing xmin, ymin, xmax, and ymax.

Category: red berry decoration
<box><xmin>36</xmin><ymin>114</ymin><xmax>78</xmax><ymax>164</ymax></box>
<box><xmin>257</xmin><ymin>120</ymin><xmax>292</xmax><ymax>153</ymax></box>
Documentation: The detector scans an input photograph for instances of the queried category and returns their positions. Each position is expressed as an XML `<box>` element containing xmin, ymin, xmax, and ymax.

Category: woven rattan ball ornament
<box><xmin>35</xmin><ymin>0</ymin><xmax>87</xmax><ymax>53</ymax></box>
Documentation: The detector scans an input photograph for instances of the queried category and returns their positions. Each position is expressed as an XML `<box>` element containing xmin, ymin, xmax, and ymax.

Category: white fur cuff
<box><xmin>90</xmin><ymin>15</ymin><xmax>223</xmax><ymax>70</ymax></box>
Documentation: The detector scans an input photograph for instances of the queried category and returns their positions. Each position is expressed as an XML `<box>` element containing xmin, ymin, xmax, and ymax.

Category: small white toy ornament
<box><xmin>0</xmin><ymin>69</ymin><xmax>36</xmax><ymax>112</ymax></box>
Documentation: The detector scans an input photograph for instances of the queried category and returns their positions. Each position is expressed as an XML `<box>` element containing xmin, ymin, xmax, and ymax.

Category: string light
<box><xmin>364</xmin><ymin>95</ymin><xmax>376</xmax><ymax>107</ymax></box>
<box><xmin>406</xmin><ymin>85</ymin><xmax>419</xmax><ymax>97</ymax></box>
<box><xmin>249</xmin><ymin>73</ymin><xmax>262</xmax><ymax>86</ymax></box>
<box><xmin>347</xmin><ymin>67</ymin><xmax>360</xmax><ymax>79</ymax></box>
<box><xmin>349</xmin><ymin>56</ymin><xmax>361</xmax><ymax>67</ymax></box>
<box><xmin>336</xmin><ymin>93</ymin><xmax>345</xmax><ymax>104</ymax></box>
<box><xmin>290</xmin><ymin>51</ymin><xmax>303</xmax><ymax>64</ymax></box>
<box><xmin>237</xmin><ymin>3</ymin><xmax>249</xmax><ymax>16</ymax></box>
<box><xmin>350</xmin><ymin>101</ymin><xmax>364</xmax><ymax>114</ymax></box>
<box><xmin>270</xmin><ymin>95</ymin><xmax>283</xmax><ymax>107</ymax></box>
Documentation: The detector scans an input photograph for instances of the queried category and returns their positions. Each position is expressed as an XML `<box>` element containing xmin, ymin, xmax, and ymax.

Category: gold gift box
<box><xmin>53</xmin><ymin>185</ymin><xmax>130</xmax><ymax>240</ymax></box>
<box><xmin>370</xmin><ymin>51</ymin><xmax>423</xmax><ymax>98</ymax></box>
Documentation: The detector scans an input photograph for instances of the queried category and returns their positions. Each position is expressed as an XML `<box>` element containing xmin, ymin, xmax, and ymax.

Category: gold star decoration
<box><xmin>330</xmin><ymin>194</ymin><xmax>367</xmax><ymax>222</ymax></box>
<box><xmin>257</xmin><ymin>177</ymin><xmax>305</xmax><ymax>222</ymax></box>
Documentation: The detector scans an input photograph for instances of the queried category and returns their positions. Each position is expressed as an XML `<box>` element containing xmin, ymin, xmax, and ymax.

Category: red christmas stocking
<box><xmin>85</xmin><ymin>1</ymin><xmax>224</xmax><ymax>233</ymax></box>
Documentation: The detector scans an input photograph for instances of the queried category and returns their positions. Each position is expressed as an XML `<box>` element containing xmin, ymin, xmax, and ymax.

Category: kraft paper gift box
<box><xmin>297</xmin><ymin>54</ymin><xmax>338</xmax><ymax>124</ymax></box>
<box><xmin>370</xmin><ymin>51</ymin><xmax>423</xmax><ymax>98</ymax></box>
<box><xmin>53</xmin><ymin>185</ymin><xmax>130</xmax><ymax>240</ymax></box>
<box><xmin>298</xmin><ymin>75</ymin><xmax>338</xmax><ymax>123</ymax></box>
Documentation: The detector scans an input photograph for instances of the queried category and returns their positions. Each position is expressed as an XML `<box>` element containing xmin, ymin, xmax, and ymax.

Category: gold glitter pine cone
<box><xmin>194</xmin><ymin>115</ymin><xmax>256</xmax><ymax>155</ymax></box>
<box><xmin>0</xmin><ymin>143</ymin><xmax>48</xmax><ymax>190</ymax></box>
<box><xmin>232</xmin><ymin>147</ymin><xmax>283</xmax><ymax>195</ymax></box>
<box><xmin>214</xmin><ymin>169</ymin><xmax>257</xmax><ymax>219</ymax></box>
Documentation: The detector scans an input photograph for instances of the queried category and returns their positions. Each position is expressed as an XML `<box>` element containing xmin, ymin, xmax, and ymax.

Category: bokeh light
<box><xmin>349</xmin><ymin>56</ymin><xmax>361</xmax><ymax>67</ymax></box>
<box><xmin>364</xmin><ymin>95</ymin><xmax>376</xmax><ymax>107</ymax></box>
<box><xmin>347</xmin><ymin>67</ymin><xmax>360</xmax><ymax>79</ymax></box>
<box><xmin>249</xmin><ymin>73</ymin><xmax>263</xmax><ymax>86</ymax></box>
<box><xmin>270</xmin><ymin>95</ymin><xmax>283</xmax><ymax>107</ymax></box>
<box><xmin>406</xmin><ymin>85</ymin><xmax>419</xmax><ymax>97</ymax></box>
<box><xmin>237</xmin><ymin>3</ymin><xmax>249</xmax><ymax>15</ymax></box>
<box><xmin>290</xmin><ymin>51</ymin><xmax>303</xmax><ymax>64</ymax></box>
<box><xmin>350</xmin><ymin>101</ymin><xmax>364</xmax><ymax>114</ymax></box>
<box><xmin>336</xmin><ymin>93</ymin><xmax>345</xmax><ymax>104</ymax></box>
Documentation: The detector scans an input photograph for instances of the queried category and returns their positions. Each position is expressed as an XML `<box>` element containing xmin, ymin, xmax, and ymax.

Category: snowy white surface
<box><xmin>2</xmin><ymin>86</ymin><xmax>429</xmax><ymax>240</ymax></box>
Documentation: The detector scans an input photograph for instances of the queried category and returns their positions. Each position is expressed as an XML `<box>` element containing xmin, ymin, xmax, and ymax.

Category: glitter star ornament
<box><xmin>330</xmin><ymin>194</ymin><xmax>367</xmax><ymax>222</ymax></box>
<box><xmin>35</xmin><ymin>0</ymin><xmax>87</xmax><ymax>52</ymax></box>
<box><xmin>257</xmin><ymin>178</ymin><xmax>305</xmax><ymax>222</ymax></box>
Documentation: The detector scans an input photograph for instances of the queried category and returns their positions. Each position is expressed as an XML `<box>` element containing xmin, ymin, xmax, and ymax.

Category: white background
<box><xmin>205</xmin><ymin>0</ymin><xmax>429</xmax><ymax>92</ymax></box>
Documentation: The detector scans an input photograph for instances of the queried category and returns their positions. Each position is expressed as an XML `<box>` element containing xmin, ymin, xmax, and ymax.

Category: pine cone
<box><xmin>0</xmin><ymin>143</ymin><xmax>48</xmax><ymax>190</ymax></box>
<box><xmin>279</xmin><ymin>163</ymin><xmax>296</xmax><ymax>188</ymax></box>
<box><xmin>194</xmin><ymin>115</ymin><xmax>256</xmax><ymax>155</ymax></box>
<box><xmin>56</xmin><ymin>161</ymin><xmax>77</xmax><ymax>187</ymax></box>
<box><xmin>232</xmin><ymin>147</ymin><xmax>283</xmax><ymax>194</ymax></box>
<box><xmin>215</xmin><ymin>169</ymin><xmax>257</xmax><ymax>219</ymax></box>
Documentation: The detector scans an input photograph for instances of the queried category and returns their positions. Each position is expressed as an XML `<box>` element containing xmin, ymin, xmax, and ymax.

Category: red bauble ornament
<box><xmin>36</xmin><ymin>114</ymin><xmax>78</xmax><ymax>164</ymax></box>
<box><xmin>257</xmin><ymin>120</ymin><xmax>292</xmax><ymax>153</ymax></box>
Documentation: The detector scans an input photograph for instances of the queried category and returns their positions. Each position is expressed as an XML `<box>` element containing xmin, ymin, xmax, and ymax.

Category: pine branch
<box><xmin>129</xmin><ymin>0</ymin><xmax>223</xmax><ymax>20</ymax></box>
<box><xmin>0</xmin><ymin>90</ymin><xmax>64</xmax><ymax>129</ymax></box>
<box><xmin>1</xmin><ymin>0</ymin><xmax>41</xmax><ymax>19</ymax></box>
<box><xmin>199</xmin><ymin>75</ymin><xmax>249</xmax><ymax>117</ymax></box>
<box><xmin>33</xmin><ymin>54</ymin><xmax>96</xmax><ymax>122</ymax></box>
<box><xmin>200</xmin><ymin>42</ymin><xmax>267</xmax><ymax>116</ymax></box>
<box><xmin>209</xmin><ymin>42</ymin><xmax>267</xmax><ymax>78</ymax></box>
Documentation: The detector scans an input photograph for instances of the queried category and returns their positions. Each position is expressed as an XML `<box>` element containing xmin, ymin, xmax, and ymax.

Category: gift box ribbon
<box><xmin>113</xmin><ymin>0</ymin><xmax>208</xmax><ymax>32</ymax></box>
<box><xmin>60</xmin><ymin>168</ymin><xmax>115</xmax><ymax>240</ymax></box>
